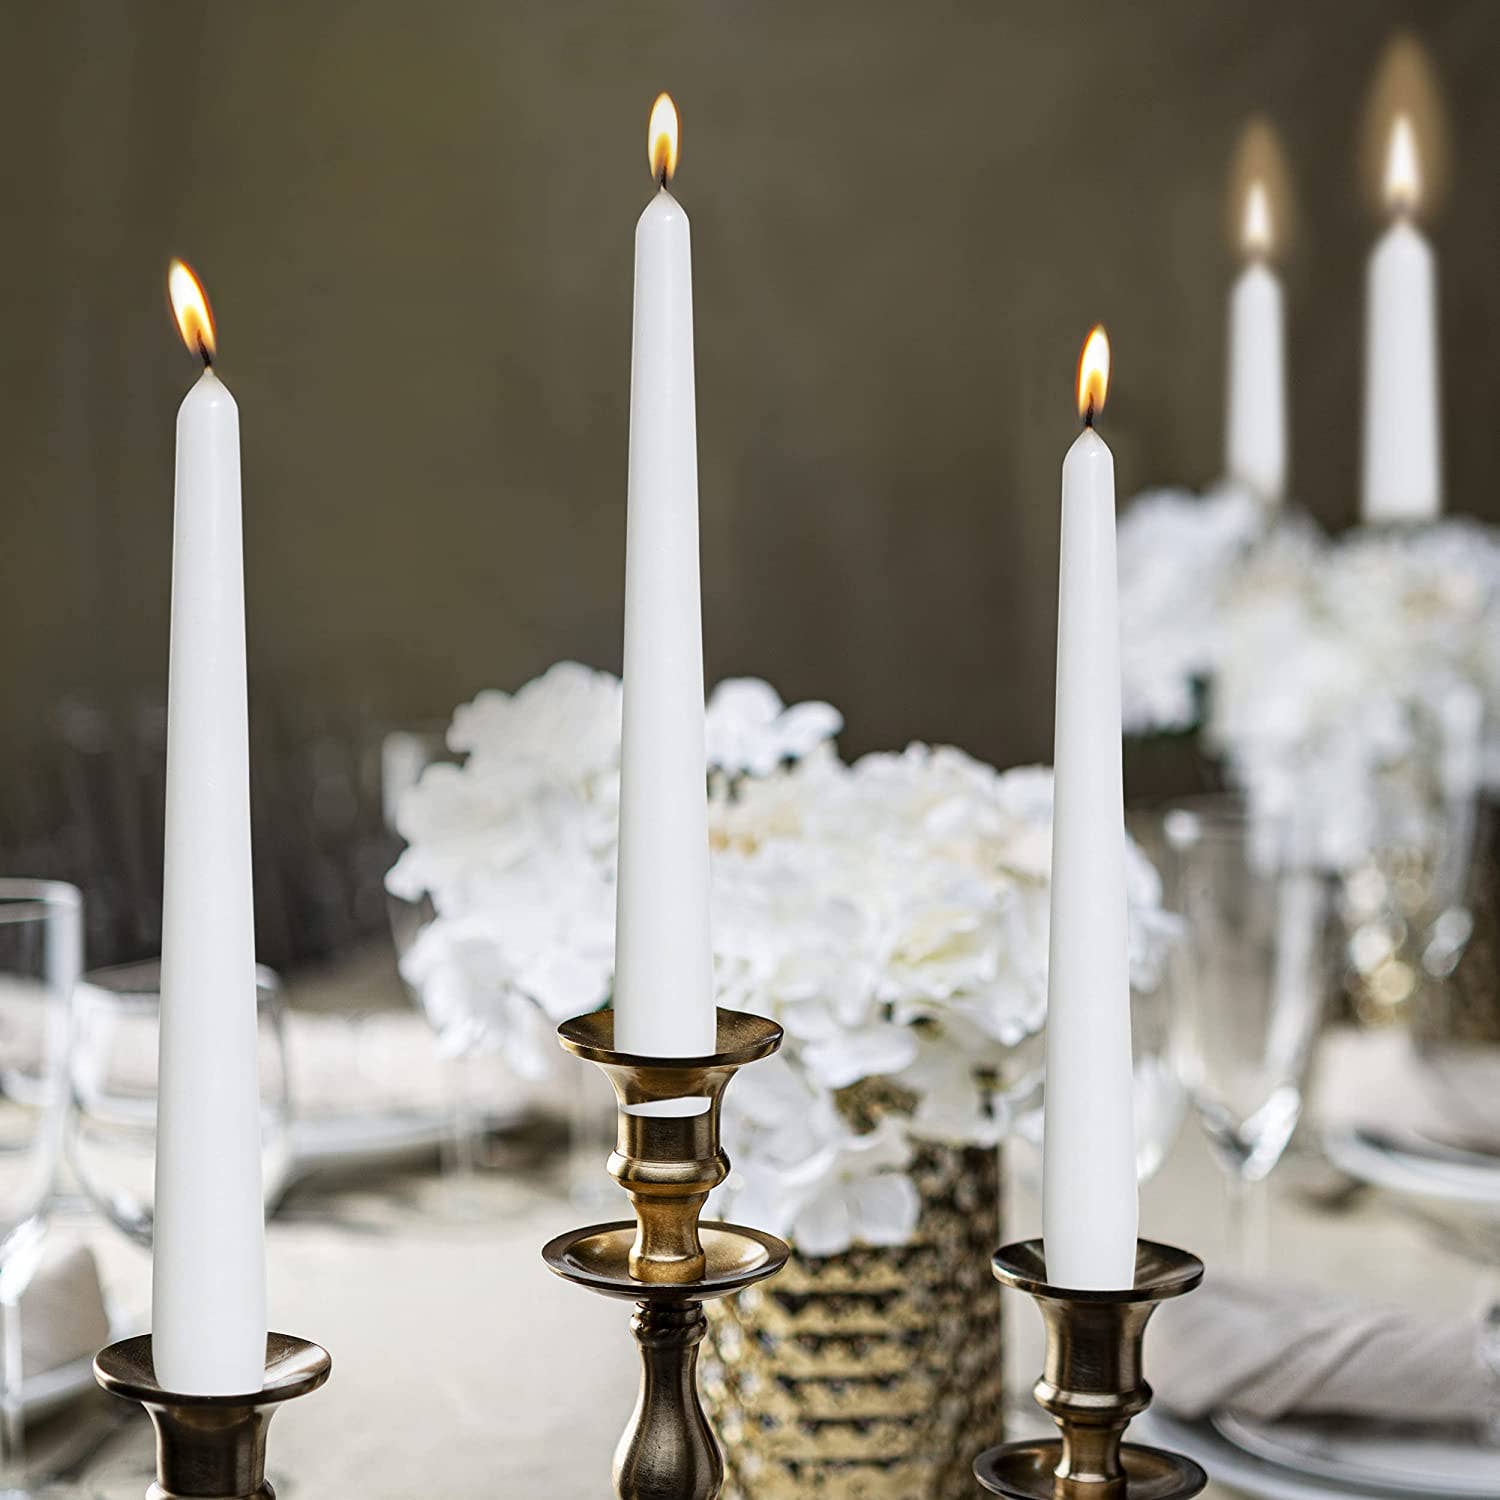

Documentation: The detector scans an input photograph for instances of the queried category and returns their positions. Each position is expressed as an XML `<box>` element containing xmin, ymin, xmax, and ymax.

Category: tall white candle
<box><xmin>1042</xmin><ymin>327</ymin><xmax>1139</xmax><ymax>1291</ymax></box>
<box><xmin>1361</xmin><ymin>115</ymin><xmax>1441</xmax><ymax>523</ymax></box>
<box><xmin>1225</xmin><ymin>181</ymin><xmax>1287</xmax><ymax>507</ymax></box>
<box><xmin>153</xmin><ymin>261</ymin><xmax>267</xmax><ymax>1394</ymax></box>
<box><xmin>613</xmin><ymin>95</ymin><xmax>716</xmax><ymax>1060</ymax></box>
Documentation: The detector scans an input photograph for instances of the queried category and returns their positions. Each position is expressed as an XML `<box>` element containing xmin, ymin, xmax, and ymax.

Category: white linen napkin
<box><xmin>1150</xmin><ymin>1270</ymin><xmax>1493</xmax><ymax>1423</ymax></box>
<box><xmin>17</xmin><ymin>1243</ymin><xmax>112</xmax><ymax>1379</ymax></box>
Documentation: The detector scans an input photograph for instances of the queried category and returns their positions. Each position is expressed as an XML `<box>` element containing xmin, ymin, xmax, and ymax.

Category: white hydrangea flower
<box><xmin>717</xmin><ymin>1057</ymin><xmax>920</xmax><ymax>1257</ymax></box>
<box><xmin>1206</xmin><ymin>516</ymin><xmax>1500</xmax><ymax>869</ymax></box>
<box><xmin>704</xmin><ymin>678</ymin><xmax>843</xmax><ymax>777</ymax></box>
<box><xmin>1117</xmin><ymin>483</ymin><xmax>1263</xmax><ymax>734</ymax></box>
<box><xmin>449</xmin><ymin>661</ymin><xmax>622</xmax><ymax>786</ymax></box>
<box><xmin>397</xmin><ymin>915</ymin><xmax>554</xmax><ymax>1078</ymax></box>
<box><xmin>390</xmin><ymin>664</ymin><xmax>1176</xmax><ymax>1258</ymax></box>
<box><xmin>1118</xmin><ymin>481</ymin><xmax>1500</xmax><ymax>874</ymax></box>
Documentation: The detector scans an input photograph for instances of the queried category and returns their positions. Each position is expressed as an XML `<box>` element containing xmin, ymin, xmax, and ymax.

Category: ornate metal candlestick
<box><xmin>542</xmin><ymin>1007</ymin><xmax>790</xmax><ymax>1500</ymax></box>
<box><xmin>974</xmin><ymin>1238</ymin><xmax>1206</xmax><ymax>1500</ymax></box>
<box><xmin>94</xmin><ymin>1333</ymin><xmax>330</xmax><ymax>1500</ymax></box>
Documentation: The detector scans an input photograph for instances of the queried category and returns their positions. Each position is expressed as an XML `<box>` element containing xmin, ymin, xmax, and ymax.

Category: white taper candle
<box><xmin>1042</xmin><ymin>327</ymin><xmax>1140</xmax><ymax>1291</ymax></box>
<box><xmin>152</xmin><ymin>262</ymin><xmax>267</xmax><ymax>1393</ymax></box>
<box><xmin>613</xmin><ymin>96</ymin><xmax>716</xmax><ymax>1060</ymax></box>
<box><xmin>1225</xmin><ymin>182</ymin><xmax>1287</xmax><ymax>507</ymax></box>
<box><xmin>1361</xmin><ymin>116</ymin><xmax>1442</xmax><ymax>523</ymax></box>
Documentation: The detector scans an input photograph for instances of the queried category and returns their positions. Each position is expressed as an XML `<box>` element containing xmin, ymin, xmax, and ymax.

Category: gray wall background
<box><xmin>5</xmin><ymin>1</ymin><xmax>1500</xmax><ymax>811</ymax></box>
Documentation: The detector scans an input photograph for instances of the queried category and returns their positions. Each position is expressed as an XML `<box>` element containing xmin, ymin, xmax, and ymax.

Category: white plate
<box><xmin>1134</xmin><ymin>1404</ymin><xmax>1488</xmax><ymax>1500</ymax></box>
<box><xmin>1322</xmin><ymin>1126</ymin><xmax>1500</xmax><ymax>1208</ymax></box>
<box><xmin>1136</xmin><ymin>1410</ymin><xmax>1500</xmax><ymax>1500</ymax></box>
<box><xmin>1215</xmin><ymin>1411</ymin><xmax>1500</xmax><ymax>1498</ymax></box>
<box><xmin>1134</xmin><ymin>1411</ymin><xmax>1353</xmax><ymax>1500</ymax></box>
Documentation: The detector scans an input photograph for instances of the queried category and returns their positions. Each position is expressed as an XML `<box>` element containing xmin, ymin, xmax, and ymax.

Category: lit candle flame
<box><xmin>648</xmin><ymin>92</ymin><xmax>680</xmax><ymax>185</ymax></box>
<box><xmin>167</xmin><ymin>259</ymin><xmax>216</xmax><ymax>364</ymax></box>
<box><xmin>1076</xmin><ymin>325</ymin><xmax>1110</xmax><ymax>425</ymax></box>
<box><xmin>1241</xmin><ymin>179</ymin><xmax>1273</xmax><ymax>257</ymax></box>
<box><xmin>1383</xmin><ymin>113</ymin><xmax>1421</xmax><ymax>216</ymax></box>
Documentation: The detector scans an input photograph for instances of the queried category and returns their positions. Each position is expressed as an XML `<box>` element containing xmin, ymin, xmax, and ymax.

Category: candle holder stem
<box><xmin>616</xmin><ymin>1300</ymin><xmax>718</xmax><ymax>1500</ymax></box>
<box><xmin>974</xmin><ymin>1239</ymin><xmax>1206</xmax><ymax>1500</ymax></box>
<box><xmin>543</xmin><ymin>1007</ymin><xmax>789</xmax><ymax>1500</ymax></box>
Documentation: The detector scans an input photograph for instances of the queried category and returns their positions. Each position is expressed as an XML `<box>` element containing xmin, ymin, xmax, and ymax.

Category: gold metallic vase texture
<box><xmin>1413</xmin><ymin>806</ymin><xmax>1500</xmax><ymax>1045</ymax></box>
<box><xmin>702</xmin><ymin>1143</ymin><xmax>1003</xmax><ymax>1500</ymax></box>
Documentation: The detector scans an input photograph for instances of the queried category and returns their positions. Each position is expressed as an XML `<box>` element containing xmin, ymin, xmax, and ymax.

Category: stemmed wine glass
<box><xmin>1163</xmin><ymin>795</ymin><xmax>1330</xmax><ymax>1272</ymax></box>
<box><xmin>0</xmin><ymin>879</ymin><xmax>82</xmax><ymax>1496</ymax></box>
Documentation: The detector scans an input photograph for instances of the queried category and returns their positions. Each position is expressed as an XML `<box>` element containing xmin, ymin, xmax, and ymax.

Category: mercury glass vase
<box><xmin>701</xmin><ymin>1143</ymin><xmax>1003</xmax><ymax>1500</ymax></box>
<box><xmin>1411</xmin><ymin>800</ymin><xmax>1500</xmax><ymax>1138</ymax></box>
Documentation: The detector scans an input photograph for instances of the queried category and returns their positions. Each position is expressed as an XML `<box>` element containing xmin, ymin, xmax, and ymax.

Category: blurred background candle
<box><xmin>1361</xmin><ymin>113</ymin><xmax>1442</xmax><ymax>523</ymax></box>
<box><xmin>613</xmin><ymin>94</ymin><xmax>716</xmax><ymax>1060</ymax></box>
<box><xmin>1226</xmin><ymin>179</ymin><xmax>1287</xmax><ymax>507</ymax></box>
<box><xmin>1042</xmin><ymin>327</ymin><xmax>1139</xmax><ymax>1291</ymax></box>
<box><xmin>152</xmin><ymin>261</ymin><xmax>268</xmax><ymax>1394</ymax></box>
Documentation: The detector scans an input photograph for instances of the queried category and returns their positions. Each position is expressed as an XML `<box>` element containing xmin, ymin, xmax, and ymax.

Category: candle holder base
<box><xmin>94</xmin><ymin>1333</ymin><xmax>331</xmax><ymax>1500</ymax></box>
<box><xmin>973</xmin><ymin>1239</ymin><xmax>1206</xmax><ymax>1500</ymax></box>
<box><xmin>974</xmin><ymin>1441</ymin><xmax>1205</xmax><ymax>1500</ymax></box>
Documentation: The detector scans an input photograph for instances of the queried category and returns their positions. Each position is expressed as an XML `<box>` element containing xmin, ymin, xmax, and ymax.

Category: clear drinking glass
<box><xmin>65</xmin><ymin>960</ymin><xmax>292</xmax><ymax>1248</ymax></box>
<box><xmin>0</xmin><ymin>880</ymin><xmax>82</xmax><ymax>1489</ymax></box>
<box><xmin>1163</xmin><ymin>796</ymin><xmax>1330</xmax><ymax>1271</ymax></box>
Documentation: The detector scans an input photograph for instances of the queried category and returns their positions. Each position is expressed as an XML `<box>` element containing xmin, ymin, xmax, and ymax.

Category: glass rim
<box><xmin>1162</xmin><ymin>793</ymin><xmax>1250</xmax><ymax>845</ymax></box>
<box><xmin>0</xmin><ymin>877</ymin><xmax>83</xmax><ymax>926</ymax></box>
<box><xmin>81</xmin><ymin>956</ymin><xmax>282</xmax><ymax>1003</ymax></box>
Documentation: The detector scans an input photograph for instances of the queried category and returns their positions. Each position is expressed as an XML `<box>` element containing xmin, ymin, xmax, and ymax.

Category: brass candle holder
<box><xmin>94</xmin><ymin>1333</ymin><xmax>331</xmax><ymax>1500</ymax></box>
<box><xmin>974</xmin><ymin>1239</ymin><xmax>1206</xmax><ymax>1500</ymax></box>
<box><xmin>542</xmin><ymin>1007</ymin><xmax>790</xmax><ymax>1500</ymax></box>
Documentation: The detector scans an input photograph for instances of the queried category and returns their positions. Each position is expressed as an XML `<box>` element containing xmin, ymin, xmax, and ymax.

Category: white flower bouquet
<box><xmin>388</xmin><ymin>662</ymin><xmax>1173</xmax><ymax>1256</ymax></box>
<box><xmin>1118</xmin><ymin>493</ymin><xmax>1500</xmax><ymax>869</ymax></box>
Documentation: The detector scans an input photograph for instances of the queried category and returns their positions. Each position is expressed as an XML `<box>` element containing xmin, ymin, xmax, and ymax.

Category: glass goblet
<box><xmin>0</xmin><ymin>879</ymin><xmax>82</xmax><ymax>1491</ymax></box>
<box><xmin>1163</xmin><ymin>795</ymin><xmax>1330</xmax><ymax>1272</ymax></box>
<box><xmin>65</xmin><ymin>959</ymin><xmax>292</xmax><ymax>1249</ymax></box>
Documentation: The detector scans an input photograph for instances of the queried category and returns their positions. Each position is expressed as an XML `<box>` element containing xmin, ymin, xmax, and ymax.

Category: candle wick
<box><xmin>657</xmin><ymin>167</ymin><xmax>668</xmax><ymax>192</ymax></box>
<box><xmin>1082</xmin><ymin>399</ymin><xmax>1096</xmax><ymax>430</ymax></box>
<box><xmin>196</xmin><ymin>334</ymin><xmax>214</xmax><ymax>369</ymax></box>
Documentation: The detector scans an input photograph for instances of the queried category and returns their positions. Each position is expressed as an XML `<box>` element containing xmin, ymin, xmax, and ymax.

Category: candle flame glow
<box><xmin>1225</xmin><ymin>117</ymin><xmax>1293</xmax><ymax>260</ymax></box>
<box><xmin>1361</xmin><ymin>35</ymin><xmax>1448</xmax><ymax>223</ymax></box>
<box><xmin>1383</xmin><ymin>114</ymin><xmax>1421</xmax><ymax>216</ymax></box>
<box><xmin>167</xmin><ymin>259</ymin><xmax>216</xmax><ymax>363</ymax></box>
<box><xmin>1241</xmin><ymin>180</ymin><xmax>1273</xmax><ymax>257</ymax></box>
<box><xmin>1076</xmin><ymin>326</ymin><xmax>1110</xmax><ymax>424</ymax></box>
<box><xmin>648</xmin><ymin>92</ymin><xmax>680</xmax><ymax>185</ymax></box>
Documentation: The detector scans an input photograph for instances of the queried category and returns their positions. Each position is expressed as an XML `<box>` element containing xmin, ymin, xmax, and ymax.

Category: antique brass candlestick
<box><xmin>974</xmin><ymin>1239</ymin><xmax>1206</xmax><ymax>1500</ymax></box>
<box><xmin>94</xmin><ymin>1333</ymin><xmax>331</xmax><ymax>1500</ymax></box>
<box><xmin>542</xmin><ymin>1007</ymin><xmax>790</xmax><ymax>1500</ymax></box>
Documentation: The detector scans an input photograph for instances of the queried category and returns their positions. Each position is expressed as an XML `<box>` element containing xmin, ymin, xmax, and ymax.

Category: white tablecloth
<box><xmin>59</xmin><ymin>965</ymin><xmax>1482</xmax><ymax>1500</ymax></box>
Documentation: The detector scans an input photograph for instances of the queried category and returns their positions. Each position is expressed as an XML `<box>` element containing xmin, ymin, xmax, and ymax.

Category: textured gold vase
<box><xmin>701</xmin><ymin>1143</ymin><xmax>1003</xmax><ymax>1500</ymax></box>
<box><xmin>1414</xmin><ymin>802</ymin><xmax>1500</xmax><ymax>1045</ymax></box>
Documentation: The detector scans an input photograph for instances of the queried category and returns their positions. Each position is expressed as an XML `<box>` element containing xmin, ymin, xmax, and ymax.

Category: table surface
<box><xmin>55</xmin><ymin>950</ymin><xmax>1477</xmax><ymax>1500</ymax></box>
